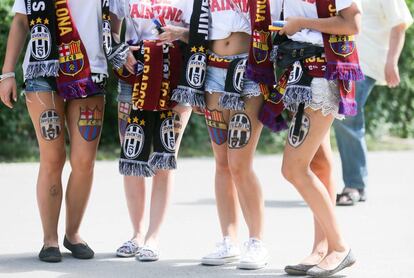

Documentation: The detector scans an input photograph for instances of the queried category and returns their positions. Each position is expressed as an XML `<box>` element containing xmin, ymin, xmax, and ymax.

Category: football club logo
<box><xmin>342</xmin><ymin>80</ymin><xmax>352</xmax><ymax>94</ymax></box>
<box><xmin>252</xmin><ymin>30</ymin><xmax>270</xmax><ymax>64</ymax></box>
<box><xmin>123</xmin><ymin>124</ymin><xmax>144</xmax><ymax>159</ymax></box>
<box><xmin>118</xmin><ymin>102</ymin><xmax>131</xmax><ymax>136</ymax></box>
<box><xmin>173</xmin><ymin>113</ymin><xmax>182</xmax><ymax>141</ymax></box>
<box><xmin>59</xmin><ymin>40</ymin><xmax>85</xmax><ymax>76</ymax></box>
<box><xmin>39</xmin><ymin>110</ymin><xmax>61</xmax><ymax>141</ymax></box>
<box><xmin>288</xmin><ymin>62</ymin><xmax>303</xmax><ymax>85</ymax></box>
<box><xmin>205</xmin><ymin>109</ymin><xmax>227</xmax><ymax>145</ymax></box>
<box><xmin>102</xmin><ymin>20</ymin><xmax>112</xmax><ymax>56</ymax></box>
<box><xmin>329</xmin><ymin>35</ymin><xmax>355</xmax><ymax>58</ymax></box>
<box><xmin>160</xmin><ymin>117</ymin><xmax>175</xmax><ymax>152</ymax></box>
<box><xmin>233</xmin><ymin>59</ymin><xmax>247</xmax><ymax>93</ymax></box>
<box><xmin>78</xmin><ymin>107</ymin><xmax>103</xmax><ymax>141</ymax></box>
<box><xmin>31</xmin><ymin>24</ymin><xmax>52</xmax><ymax>61</ymax></box>
<box><xmin>186</xmin><ymin>53</ymin><xmax>207</xmax><ymax>88</ymax></box>
<box><xmin>288</xmin><ymin>114</ymin><xmax>310</xmax><ymax>148</ymax></box>
<box><xmin>228</xmin><ymin>113</ymin><xmax>251</xmax><ymax>149</ymax></box>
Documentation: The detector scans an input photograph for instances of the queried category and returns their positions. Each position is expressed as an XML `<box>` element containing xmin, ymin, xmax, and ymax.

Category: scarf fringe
<box><xmin>259</xmin><ymin>105</ymin><xmax>288</xmax><ymax>133</ymax></box>
<box><xmin>246</xmin><ymin>65</ymin><xmax>275</xmax><ymax>85</ymax></box>
<box><xmin>148</xmin><ymin>152</ymin><xmax>177</xmax><ymax>171</ymax></box>
<box><xmin>270</xmin><ymin>46</ymin><xmax>278</xmax><ymax>62</ymax></box>
<box><xmin>283</xmin><ymin>85</ymin><xmax>312</xmax><ymax>112</ymax></box>
<box><xmin>171</xmin><ymin>86</ymin><xmax>206</xmax><ymax>108</ymax></box>
<box><xmin>338</xmin><ymin>99</ymin><xmax>358</xmax><ymax>116</ymax></box>
<box><xmin>218</xmin><ymin>92</ymin><xmax>245</xmax><ymax>111</ymax></box>
<box><xmin>57</xmin><ymin>78</ymin><xmax>97</xmax><ymax>100</ymax></box>
<box><xmin>119</xmin><ymin>159</ymin><xmax>155</xmax><ymax>177</ymax></box>
<box><xmin>25</xmin><ymin>61</ymin><xmax>59</xmax><ymax>80</ymax></box>
<box><xmin>108</xmin><ymin>43</ymin><xmax>130</xmax><ymax>70</ymax></box>
<box><xmin>325</xmin><ymin>63</ymin><xmax>365</xmax><ymax>81</ymax></box>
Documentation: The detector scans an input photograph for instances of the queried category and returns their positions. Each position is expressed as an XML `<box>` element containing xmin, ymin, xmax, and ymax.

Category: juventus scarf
<box><xmin>119</xmin><ymin>109</ymin><xmax>177</xmax><ymax>177</ymax></box>
<box><xmin>316</xmin><ymin>0</ymin><xmax>364</xmax><ymax>116</ymax></box>
<box><xmin>25</xmin><ymin>0</ymin><xmax>128</xmax><ymax>99</ymax></box>
<box><xmin>219</xmin><ymin>58</ymin><xmax>248</xmax><ymax>111</ymax></box>
<box><xmin>171</xmin><ymin>0</ymin><xmax>209</xmax><ymax>108</ymax></box>
<box><xmin>246</xmin><ymin>0</ymin><xmax>275</xmax><ymax>85</ymax></box>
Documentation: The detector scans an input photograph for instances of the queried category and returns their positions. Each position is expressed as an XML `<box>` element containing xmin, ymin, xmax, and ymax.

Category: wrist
<box><xmin>0</xmin><ymin>72</ymin><xmax>16</xmax><ymax>82</ymax></box>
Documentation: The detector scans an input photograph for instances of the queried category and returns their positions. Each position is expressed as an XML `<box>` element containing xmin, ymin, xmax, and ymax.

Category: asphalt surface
<box><xmin>0</xmin><ymin>151</ymin><xmax>413</xmax><ymax>277</ymax></box>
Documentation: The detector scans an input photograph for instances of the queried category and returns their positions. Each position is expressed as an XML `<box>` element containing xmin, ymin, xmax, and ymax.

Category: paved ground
<box><xmin>0</xmin><ymin>151</ymin><xmax>413</xmax><ymax>278</ymax></box>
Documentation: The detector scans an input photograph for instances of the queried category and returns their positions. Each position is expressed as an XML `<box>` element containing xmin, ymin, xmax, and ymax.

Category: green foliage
<box><xmin>0</xmin><ymin>1</ymin><xmax>413</xmax><ymax>161</ymax></box>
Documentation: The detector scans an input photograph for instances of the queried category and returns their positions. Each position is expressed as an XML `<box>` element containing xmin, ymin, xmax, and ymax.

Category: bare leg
<box><xmin>282</xmin><ymin>108</ymin><xmax>349</xmax><ymax>270</ymax></box>
<box><xmin>227</xmin><ymin>95</ymin><xmax>264</xmax><ymax>239</ymax></box>
<box><xmin>205</xmin><ymin>93</ymin><xmax>239</xmax><ymax>241</ymax></box>
<box><xmin>26</xmin><ymin>92</ymin><xmax>66</xmax><ymax>248</ymax></box>
<box><xmin>65</xmin><ymin>96</ymin><xmax>104</xmax><ymax>244</ymax></box>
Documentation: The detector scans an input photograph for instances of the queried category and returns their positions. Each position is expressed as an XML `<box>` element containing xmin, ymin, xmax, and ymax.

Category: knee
<box><xmin>281</xmin><ymin>159</ymin><xmax>309</xmax><ymax>186</ymax></box>
<box><xmin>40</xmin><ymin>150</ymin><xmax>66</xmax><ymax>174</ymax></box>
<box><xmin>310</xmin><ymin>156</ymin><xmax>332</xmax><ymax>179</ymax></box>
<box><xmin>70</xmin><ymin>154</ymin><xmax>96</xmax><ymax>174</ymax></box>
<box><xmin>228</xmin><ymin>157</ymin><xmax>251</xmax><ymax>183</ymax></box>
<box><xmin>215</xmin><ymin>156</ymin><xmax>231</xmax><ymax>175</ymax></box>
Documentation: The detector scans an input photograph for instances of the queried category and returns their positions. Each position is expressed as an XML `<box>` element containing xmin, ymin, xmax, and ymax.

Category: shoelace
<box><xmin>243</xmin><ymin>241</ymin><xmax>262</xmax><ymax>258</ymax></box>
<box><xmin>214</xmin><ymin>241</ymin><xmax>232</xmax><ymax>257</ymax></box>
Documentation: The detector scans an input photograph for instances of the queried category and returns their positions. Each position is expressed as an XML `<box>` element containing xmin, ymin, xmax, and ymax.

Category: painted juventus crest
<box><xmin>160</xmin><ymin>118</ymin><xmax>175</xmax><ymax>152</ymax></box>
<box><xmin>31</xmin><ymin>24</ymin><xmax>52</xmax><ymax>61</ymax></box>
<box><xmin>233</xmin><ymin>59</ymin><xmax>247</xmax><ymax>93</ymax></box>
<box><xmin>288</xmin><ymin>114</ymin><xmax>310</xmax><ymax>148</ymax></box>
<box><xmin>288</xmin><ymin>61</ymin><xmax>303</xmax><ymax>85</ymax></box>
<box><xmin>186</xmin><ymin>53</ymin><xmax>207</xmax><ymax>88</ymax></box>
<box><xmin>102</xmin><ymin>20</ymin><xmax>112</xmax><ymax>56</ymax></box>
<box><xmin>228</xmin><ymin>113</ymin><xmax>251</xmax><ymax>149</ymax></box>
<box><xmin>39</xmin><ymin>110</ymin><xmax>61</xmax><ymax>141</ymax></box>
<box><xmin>123</xmin><ymin>124</ymin><xmax>145</xmax><ymax>159</ymax></box>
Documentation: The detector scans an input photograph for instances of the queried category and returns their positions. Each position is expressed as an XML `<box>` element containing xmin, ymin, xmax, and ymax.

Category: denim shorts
<box><xmin>25</xmin><ymin>76</ymin><xmax>106</xmax><ymax>97</ymax></box>
<box><xmin>117</xmin><ymin>80</ymin><xmax>191</xmax><ymax>107</ymax></box>
<box><xmin>205</xmin><ymin>53</ymin><xmax>261</xmax><ymax>97</ymax></box>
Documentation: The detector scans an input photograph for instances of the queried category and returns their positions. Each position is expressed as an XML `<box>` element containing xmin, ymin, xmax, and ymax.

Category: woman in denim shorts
<box><xmin>0</xmin><ymin>0</ymin><xmax>108</xmax><ymax>262</ymax></box>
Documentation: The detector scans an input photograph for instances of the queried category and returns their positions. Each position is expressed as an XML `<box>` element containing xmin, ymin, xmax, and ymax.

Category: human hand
<box><xmin>0</xmin><ymin>77</ymin><xmax>17</xmax><ymax>109</ymax></box>
<box><xmin>279</xmin><ymin>17</ymin><xmax>304</xmax><ymax>36</ymax></box>
<box><xmin>385</xmin><ymin>60</ymin><xmax>400</xmax><ymax>88</ymax></box>
<box><xmin>125</xmin><ymin>45</ymin><xmax>141</xmax><ymax>74</ymax></box>
<box><xmin>157</xmin><ymin>25</ymin><xmax>184</xmax><ymax>46</ymax></box>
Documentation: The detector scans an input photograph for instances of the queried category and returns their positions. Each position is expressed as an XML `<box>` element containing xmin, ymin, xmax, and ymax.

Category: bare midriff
<box><xmin>209</xmin><ymin>32</ymin><xmax>250</xmax><ymax>56</ymax></box>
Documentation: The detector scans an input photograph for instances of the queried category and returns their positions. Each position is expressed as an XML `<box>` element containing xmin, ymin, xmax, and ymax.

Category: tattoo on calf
<box><xmin>49</xmin><ymin>185</ymin><xmax>59</xmax><ymax>197</ymax></box>
<box><xmin>78</xmin><ymin>106</ymin><xmax>103</xmax><ymax>141</ymax></box>
<box><xmin>288</xmin><ymin>113</ymin><xmax>310</xmax><ymax>148</ymax></box>
<box><xmin>118</xmin><ymin>102</ymin><xmax>131</xmax><ymax>138</ymax></box>
<box><xmin>228</xmin><ymin>113</ymin><xmax>251</xmax><ymax>149</ymax></box>
<box><xmin>173</xmin><ymin>113</ymin><xmax>182</xmax><ymax>141</ymax></box>
<box><xmin>39</xmin><ymin>110</ymin><xmax>61</xmax><ymax>141</ymax></box>
<box><xmin>205</xmin><ymin>109</ymin><xmax>228</xmax><ymax>145</ymax></box>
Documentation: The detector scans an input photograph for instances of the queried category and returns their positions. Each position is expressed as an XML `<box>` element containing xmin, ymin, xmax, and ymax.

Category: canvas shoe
<box><xmin>201</xmin><ymin>237</ymin><xmax>241</xmax><ymax>266</ymax></box>
<box><xmin>237</xmin><ymin>238</ymin><xmax>268</xmax><ymax>270</ymax></box>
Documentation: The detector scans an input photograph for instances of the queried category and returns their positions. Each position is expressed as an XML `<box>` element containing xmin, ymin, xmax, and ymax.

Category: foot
<box><xmin>63</xmin><ymin>236</ymin><xmax>94</xmax><ymax>259</ymax></box>
<box><xmin>307</xmin><ymin>249</ymin><xmax>356</xmax><ymax>277</ymax></box>
<box><xmin>116</xmin><ymin>240</ymin><xmax>141</xmax><ymax>258</ymax></box>
<box><xmin>337</xmin><ymin>187</ymin><xmax>366</xmax><ymax>206</ymax></box>
<box><xmin>237</xmin><ymin>238</ymin><xmax>268</xmax><ymax>270</ymax></box>
<box><xmin>201</xmin><ymin>237</ymin><xmax>240</xmax><ymax>266</ymax></box>
<box><xmin>39</xmin><ymin>246</ymin><xmax>62</xmax><ymax>263</ymax></box>
<box><xmin>136</xmin><ymin>245</ymin><xmax>159</xmax><ymax>262</ymax></box>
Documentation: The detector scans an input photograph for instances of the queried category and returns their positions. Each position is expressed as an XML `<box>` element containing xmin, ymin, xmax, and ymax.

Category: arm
<box><xmin>0</xmin><ymin>13</ymin><xmax>29</xmax><ymax>109</ymax></box>
<box><xmin>385</xmin><ymin>23</ymin><xmax>406</xmax><ymax>88</ymax></box>
<box><xmin>280</xmin><ymin>3</ymin><xmax>361</xmax><ymax>36</ymax></box>
<box><xmin>156</xmin><ymin>25</ymin><xmax>190</xmax><ymax>46</ymax></box>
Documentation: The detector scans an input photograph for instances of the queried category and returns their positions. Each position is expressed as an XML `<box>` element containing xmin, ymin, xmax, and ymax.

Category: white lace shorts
<box><xmin>308</xmin><ymin>78</ymin><xmax>344</xmax><ymax>120</ymax></box>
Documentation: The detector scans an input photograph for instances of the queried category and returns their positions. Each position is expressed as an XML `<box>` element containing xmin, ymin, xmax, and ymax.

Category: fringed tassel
<box><xmin>218</xmin><ymin>92</ymin><xmax>245</xmax><ymax>111</ymax></box>
<box><xmin>25</xmin><ymin>61</ymin><xmax>59</xmax><ymax>80</ymax></box>
<box><xmin>108</xmin><ymin>43</ymin><xmax>130</xmax><ymax>70</ymax></box>
<box><xmin>270</xmin><ymin>46</ymin><xmax>278</xmax><ymax>62</ymax></box>
<box><xmin>148</xmin><ymin>152</ymin><xmax>177</xmax><ymax>171</ymax></box>
<box><xmin>259</xmin><ymin>102</ymin><xmax>288</xmax><ymax>133</ymax></box>
<box><xmin>325</xmin><ymin>62</ymin><xmax>365</xmax><ymax>81</ymax></box>
<box><xmin>119</xmin><ymin>159</ymin><xmax>155</xmax><ymax>177</ymax></box>
<box><xmin>338</xmin><ymin>99</ymin><xmax>358</xmax><ymax>116</ymax></box>
<box><xmin>171</xmin><ymin>86</ymin><xmax>206</xmax><ymax>108</ymax></box>
<box><xmin>57</xmin><ymin>78</ymin><xmax>97</xmax><ymax>100</ymax></box>
<box><xmin>282</xmin><ymin>86</ymin><xmax>312</xmax><ymax>112</ymax></box>
<box><xmin>246</xmin><ymin>65</ymin><xmax>275</xmax><ymax>85</ymax></box>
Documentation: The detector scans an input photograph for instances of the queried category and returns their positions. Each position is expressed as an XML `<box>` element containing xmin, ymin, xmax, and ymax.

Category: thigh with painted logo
<box><xmin>205</xmin><ymin>92</ymin><xmax>230</xmax><ymax>147</ymax></box>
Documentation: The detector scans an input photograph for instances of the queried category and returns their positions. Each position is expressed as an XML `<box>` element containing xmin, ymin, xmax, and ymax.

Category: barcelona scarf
<box><xmin>316</xmin><ymin>0</ymin><xmax>364</xmax><ymax>116</ymax></box>
<box><xmin>171</xmin><ymin>0</ymin><xmax>209</xmax><ymax>108</ymax></box>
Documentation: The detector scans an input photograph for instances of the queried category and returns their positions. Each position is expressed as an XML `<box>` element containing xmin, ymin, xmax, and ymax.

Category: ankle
<box><xmin>43</xmin><ymin>239</ymin><xmax>59</xmax><ymax>248</ymax></box>
<box><xmin>65</xmin><ymin>232</ymin><xmax>81</xmax><ymax>243</ymax></box>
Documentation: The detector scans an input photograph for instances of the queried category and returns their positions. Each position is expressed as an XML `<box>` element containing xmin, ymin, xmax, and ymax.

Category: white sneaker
<box><xmin>201</xmin><ymin>237</ymin><xmax>241</xmax><ymax>266</ymax></box>
<box><xmin>237</xmin><ymin>238</ymin><xmax>268</xmax><ymax>270</ymax></box>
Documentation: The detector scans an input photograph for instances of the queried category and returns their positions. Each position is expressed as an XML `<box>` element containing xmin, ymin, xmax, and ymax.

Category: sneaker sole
<box><xmin>237</xmin><ymin>261</ymin><xmax>267</xmax><ymax>270</ymax></box>
<box><xmin>201</xmin><ymin>256</ymin><xmax>240</xmax><ymax>266</ymax></box>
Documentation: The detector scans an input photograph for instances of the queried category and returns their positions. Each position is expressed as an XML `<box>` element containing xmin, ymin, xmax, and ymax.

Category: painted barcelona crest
<box><xmin>252</xmin><ymin>30</ymin><xmax>270</xmax><ymax>64</ymax></box>
<box><xmin>205</xmin><ymin>109</ymin><xmax>227</xmax><ymax>145</ymax></box>
<box><xmin>59</xmin><ymin>40</ymin><xmax>85</xmax><ymax>76</ymax></box>
<box><xmin>329</xmin><ymin>35</ymin><xmax>356</xmax><ymax>58</ymax></box>
<box><xmin>78</xmin><ymin>106</ymin><xmax>103</xmax><ymax>141</ymax></box>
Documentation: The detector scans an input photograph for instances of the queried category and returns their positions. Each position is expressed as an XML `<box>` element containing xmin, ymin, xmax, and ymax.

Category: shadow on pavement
<box><xmin>176</xmin><ymin>199</ymin><xmax>307</xmax><ymax>209</ymax></box>
<box><xmin>0</xmin><ymin>253</ymin><xmax>289</xmax><ymax>278</ymax></box>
